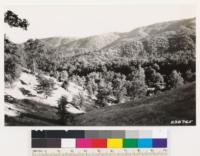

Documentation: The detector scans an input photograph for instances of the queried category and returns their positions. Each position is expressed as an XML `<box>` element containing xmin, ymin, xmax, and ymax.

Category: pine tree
<box><xmin>57</xmin><ymin>96</ymin><xmax>68</xmax><ymax>124</ymax></box>
<box><xmin>4</xmin><ymin>10</ymin><xmax>29</xmax><ymax>83</ymax></box>
<box><xmin>4</xmin><ymin>37</ymin><xmax>21</xmax><ymax>83</ymax></box>
<box><xmin>35</xmin><ymin>75</ymin><xmax>55</xmax><ymax>98</ymax></box>
<box><xmin>24</xmin><ymin>39</ymin><xmax>46</xmax><ymax>73</ymax></box>
<box><xmin>4</xmin><ymin>10</ymin><xmax>29</xmax><ymax>30</ymax></box>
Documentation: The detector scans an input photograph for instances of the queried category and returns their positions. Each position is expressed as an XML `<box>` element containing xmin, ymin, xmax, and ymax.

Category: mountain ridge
<box><xmin>38</xmin><ymin>17</ymin><xmax>195</xmax><ymax>53</ymax></box>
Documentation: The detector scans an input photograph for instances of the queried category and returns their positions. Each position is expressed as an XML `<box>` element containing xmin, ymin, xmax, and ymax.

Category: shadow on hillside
<box><xmin>5</xmin><ymin>96</ymin><xmax>62</xmax><ymax>126</ymax></box>
<box><xmin>74</xmin><ymin>82</ymin><xmax>196</xmax><ymax>126</ymax></box>
<box><xmin>5</xmin><ymin>82</ymin><xmax>196</xmax><ymax>126</ymax></box>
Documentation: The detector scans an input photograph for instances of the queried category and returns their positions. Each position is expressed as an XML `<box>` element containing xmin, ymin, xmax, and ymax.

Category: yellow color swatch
<box><xmin>107</xmin><ymin>138</ymin><xmax>123</xmax><ymax>148</ymax></box>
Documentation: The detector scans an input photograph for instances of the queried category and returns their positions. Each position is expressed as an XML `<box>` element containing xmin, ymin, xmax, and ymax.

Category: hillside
<box><xmin>5</xmin><ymin>82</ymin><xmax>195</xmax><ymax>126</ymax></box>
<box><xmin>102</xmin><ymin>18</ymin><xmax>195</xmax><ymax>52</ymax></box>
<box><xmin>5</xmin><ymin>17</ymin><xmax>196</xmax><ymax>126</ymax></box>
<box><xmin>5</xmin><ymin>69</ymin><xmax>95</xmax><ymax>125</ymax></box>
<box><xmin>126</xmin><ymin>18</ymin><xmax>195</xmax><ymax>39</ymax></box>
<box><xmin>23</xmin><ymin>18</ymin><xmax>195</xmax><ymax>59</ymax></box>
<box><xmin>42</xmin><ymin>18</ymin><xmax>195</xmax><ymax>62</ymax></box>
<box><xmin>74</xmin><ymin>82</ymin><xmax>196</xmax><ymax>126</ymax></box>
<box><xmin>56</xmin><ymin>32</ymin><xmax>123</xmax><ymax>52</ymax></box>
<box><xmin>41</xmin><ymin>37</ymin><xmax>77</xmax><ymax>48</ymax></box>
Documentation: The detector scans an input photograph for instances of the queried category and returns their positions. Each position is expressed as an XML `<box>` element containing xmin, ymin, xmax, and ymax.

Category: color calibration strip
<box><xmin>32</xmin><ymin>130</ymin><xmax>168</xmax><ymax>156</ymax></box>
<box><xmin>32</xmin><ymin>138</ymin><xmax>167</xmax><ymax>148</ymax></box>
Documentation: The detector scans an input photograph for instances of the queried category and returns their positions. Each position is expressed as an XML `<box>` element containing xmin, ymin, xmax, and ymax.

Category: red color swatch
<box><xmin>76</xmin><ymin>139</ymin><xmax>107</xmax><ymax>148</ymax></box>
<box><xmin>92</xmin><ymin>139</ymin><xmax>107</xmax><ymax>148</ymax></box>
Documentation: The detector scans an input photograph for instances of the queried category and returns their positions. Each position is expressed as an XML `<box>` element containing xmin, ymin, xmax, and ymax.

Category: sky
<box><xmin>4</xmin><ymin>4</ymin><xmax>196</xmax><ymax>43</ymax></box>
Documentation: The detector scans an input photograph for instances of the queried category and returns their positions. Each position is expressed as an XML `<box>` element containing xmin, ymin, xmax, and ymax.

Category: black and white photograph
<box><xmin>4</xmin><ymin>4</ymin><xmax>196</xmax><ymax>126</ymax></box>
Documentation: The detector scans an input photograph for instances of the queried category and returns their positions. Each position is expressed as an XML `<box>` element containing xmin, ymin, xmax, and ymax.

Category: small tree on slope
<box><xmin>35</xmin><ymin>75</ymin><xmax>55</xmax><ymax>99</ymax></box>
<box><xmin>129</xmin><ymin>66</ymin><xmax>148</xmax><ymax>101</ymax></box>
<box><xmin>168</xmin><ymin>70</ymin><xmax>184</xmax><ymax>88</ymax></box>
<box><xmin>57</xmin><ymin>96</ymin><xmax>74</xmax><ymax>125</ymax></box>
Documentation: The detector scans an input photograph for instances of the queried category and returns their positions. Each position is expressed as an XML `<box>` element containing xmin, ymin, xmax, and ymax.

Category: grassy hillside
<box><xmin>74</xmin><ymin>82</ymin><xmax>196</xmax><ymax>126</ymax></box>
<box><xmin>126</xmin><ymin>18</ymin><xmax>195</xmax><ymax>39</ymax></box>
<box><xmin>5</xmin><ymin>99</ymin><xmax>59</xmax><ymax>126</ymax></box>
<box><xmin>41</xmin><ymin>37</ymin><xmax>77</xmax><ymax>48</ymax></box>
<box><xmin>4</xmin><ymin>70</ymin><xmax>92</xmax><ymax>126</ymax></box>
<box><xmin>56</xmin><ymin>32</ymin><xmax>122</xmax><ymax>52</ymax></box>
<box><xmin>6</xmin><ymin>82</ymin><xmax>195</xmax><ymax>126</ymax></box>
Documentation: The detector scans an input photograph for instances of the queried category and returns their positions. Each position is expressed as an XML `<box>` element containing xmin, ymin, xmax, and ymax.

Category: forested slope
<box><xmin>5</xmin><ymin>15</ymin><xmax>196</xmax><ymax>125</ymax></box>
<box><xmin>74</xmin><ymin>82</ymin><xmax>196</xmax><ymax>126</ymax></box>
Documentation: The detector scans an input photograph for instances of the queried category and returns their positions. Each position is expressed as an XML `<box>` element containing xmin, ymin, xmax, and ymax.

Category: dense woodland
<box><xmin>5</xmin><ymin>10</ymin><xmax>196</xmax><ymax>111</ymax></box>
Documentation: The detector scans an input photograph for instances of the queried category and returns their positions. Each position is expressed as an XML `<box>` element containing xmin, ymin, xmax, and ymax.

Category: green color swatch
<box><xmin>123</xmin><ymin>139</ymin><xmax>137</xmax><ymax>148</ymax></box>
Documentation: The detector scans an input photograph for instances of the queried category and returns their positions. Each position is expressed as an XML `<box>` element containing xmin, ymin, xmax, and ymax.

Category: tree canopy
<box><xmin>4</xmin><ymin>10</ymin><xmax>29</xmax><ymax>30</ymax></box>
